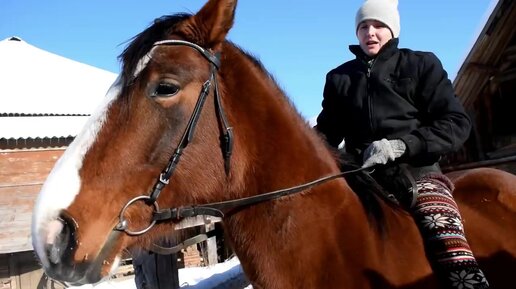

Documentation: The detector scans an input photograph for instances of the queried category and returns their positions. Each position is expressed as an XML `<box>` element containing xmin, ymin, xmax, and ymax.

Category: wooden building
<box><xmin>0</xmin><ymin>36</ymin><xmax>117</xmax><ymax>289</ymax></box>
<box><xmin>442</xmin><ymin>0</ymin><xmax>516</xmax><ymax>173</ymax></box>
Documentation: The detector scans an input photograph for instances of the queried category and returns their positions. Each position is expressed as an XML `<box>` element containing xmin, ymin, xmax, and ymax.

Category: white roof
<box><xmin>1</xmin><ymin>115</ymin><xmax>91</xmax><ymax>139</ymax></box>
<box><xmin>0</xmin><ymin>36</ymin><xmax>118</xmax><ymax>139</ymax></box>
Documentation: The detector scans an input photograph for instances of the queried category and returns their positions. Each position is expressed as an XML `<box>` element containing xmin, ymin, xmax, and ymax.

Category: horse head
<box><xmin>31</xmin><ymin>0</ymin><xmax>340</xmax><ymax>284</ymax></box>
<box><xmin>32</xmin><ymin>0</ymin><xmax>239</xmax><ymax>283</ymax></box>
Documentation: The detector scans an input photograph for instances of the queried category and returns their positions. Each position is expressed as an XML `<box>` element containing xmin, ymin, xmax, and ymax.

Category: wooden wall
<box><xmin>0</xmin><ymin>148</ymin><xmax>227</xmax><ymax>289</ymax></box>
<box><xmin>0</xmin><ymin>149</ymin><xmax>64</xmax><ymax>254</ymax></box>
<box><xmin>0</xmin><ymin>251</ymin><xmax>65</xmax><ymax>289</ymax></box>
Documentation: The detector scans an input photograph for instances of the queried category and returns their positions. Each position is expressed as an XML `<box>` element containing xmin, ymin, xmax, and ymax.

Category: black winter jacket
<box><xmin>316</xmin><ymin>39</ymin><xmax>471</xmax><ymax>176</ymax></box>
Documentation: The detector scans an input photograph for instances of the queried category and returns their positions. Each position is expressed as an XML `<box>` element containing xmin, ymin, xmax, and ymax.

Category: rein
<box><xmin>114</xmin><ymin>39</ymin><xmax>368</xmax><ymax>236</ymax></box>
<box><xmin>152</xmin><ymin>166</ymin><xmax>369</xmax><ymax>221</ymax></box>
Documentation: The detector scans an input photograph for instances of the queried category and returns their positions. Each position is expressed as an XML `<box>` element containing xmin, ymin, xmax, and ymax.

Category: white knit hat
<box><xmin>355</xmin><ymin>0</ymin><xmax>400</xmax><ymax>38</ymax></box>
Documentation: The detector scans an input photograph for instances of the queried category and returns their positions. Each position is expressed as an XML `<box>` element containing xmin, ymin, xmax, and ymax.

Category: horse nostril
<box><xmin>45</xmin><ymin>213</ymin><xmax>78</xmax><ymax>265</ymax></box>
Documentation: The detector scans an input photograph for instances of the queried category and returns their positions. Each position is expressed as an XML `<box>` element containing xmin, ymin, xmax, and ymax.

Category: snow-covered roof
<box><xmin>0</xmin><ymin>36</ymin><xmax>117</xmax><ymax>115</ymax></box>
<box><xmin>0</xmin><ymin>115</ymin><xmax>91</xmax><ymax>139</ymax></box>
<box><xmin>0</xmin><ymin>36</ymin><xmax>117</xmax><ymax>141</ymax></box>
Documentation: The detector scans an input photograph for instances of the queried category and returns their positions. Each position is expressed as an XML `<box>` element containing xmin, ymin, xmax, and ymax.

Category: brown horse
<box><xmin>31</xmin><ymin>0</ymin><xmax>516</xmax><ymax>288</ymax></box>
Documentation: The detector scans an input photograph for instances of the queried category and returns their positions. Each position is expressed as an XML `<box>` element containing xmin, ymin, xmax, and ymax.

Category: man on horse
<box><xmin>315</xmin><ymin>0</ymin><xmax>489</xmax><ymax>288</ymax></box>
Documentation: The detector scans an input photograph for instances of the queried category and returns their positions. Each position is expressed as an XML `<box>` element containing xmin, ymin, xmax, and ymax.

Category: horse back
<box><xmin>448</xmin><ymin>167</ymin><xmax>516</xmax><ymax>288</ymax></box>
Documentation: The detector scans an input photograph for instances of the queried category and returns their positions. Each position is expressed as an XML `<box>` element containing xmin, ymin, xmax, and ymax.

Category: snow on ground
<box><xmin>69</xmin><ymin>257</ymin><xmax>251</xmax><ymax>289</ymax></box>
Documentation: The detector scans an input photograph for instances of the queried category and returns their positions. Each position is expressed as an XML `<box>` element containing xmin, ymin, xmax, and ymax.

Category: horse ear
<box><xmin>192</xmin><ymin>0</ymin><xmax>237</xmax><ymax>47</ymax></box>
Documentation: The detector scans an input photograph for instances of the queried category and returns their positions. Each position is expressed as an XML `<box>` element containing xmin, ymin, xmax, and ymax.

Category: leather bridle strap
<box><xmin>147</xmin><ymin>40</ymin><xmax>233</xmax><ymax>203</ymax></box>
<box><xmin>115</xmin><ymin>39</ymin><xmax>234</xmax><ymax>235</ymax></box>
<box><xmin>149</xmin><ymin>229</ymin><xmax>217</xmax><ymax>255</ymax></box>
<box><xmin>213</xmin><ymin>72</ymin><xmax>233</xmax><ymax>174</ymax></box>
<box><xmin>153</xmin><ymin>40</ymin><xmax>221</xmax><ymax>68</ymax></box>
<box><xmin>153</xmin><ymin>166</ymin><xmax>370</xmax><ymax>221</ymax></box>
<box><xmin>148</xmin><ymin>72</ymin><xmax>213</xmax><ymax>202</ymax></box>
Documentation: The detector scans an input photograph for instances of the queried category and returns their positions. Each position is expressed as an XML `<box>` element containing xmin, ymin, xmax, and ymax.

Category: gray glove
<box><xmin>362</xmin><ymin>138</ymin><xmax>406</xmax><ymax>168</ymax></box>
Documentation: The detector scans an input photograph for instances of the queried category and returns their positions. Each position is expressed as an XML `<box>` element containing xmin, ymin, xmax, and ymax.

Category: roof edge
<box><xmin>454</xmin><ymin>0</ymin><xmax>503</xmax><ymax>84</ymax></box>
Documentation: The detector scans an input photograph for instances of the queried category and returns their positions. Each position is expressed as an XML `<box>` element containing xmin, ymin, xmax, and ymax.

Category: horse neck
<box><xmin>220</xmin><ymin>43</ymin><xmax>342</xmax><ymax>192</ymax></box>
<box><xmin>219</xmin><ymin>43</ymin><xmax>379</xmax><ymax>271</ymax></box>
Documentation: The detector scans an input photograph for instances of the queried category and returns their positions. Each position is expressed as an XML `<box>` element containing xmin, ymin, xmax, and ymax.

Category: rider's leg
<box><xmin>410</xmin><ymin>174</ymin><xmax>489</xmax><ymax>289</ymax></box>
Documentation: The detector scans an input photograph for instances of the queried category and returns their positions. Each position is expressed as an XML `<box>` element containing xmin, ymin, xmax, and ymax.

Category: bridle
<box><xmin>114</xmin><ymin>39</ymin><xmax>232</xmax><ymax>235</ymax></box>
<box><xmin>114</xmin><ymin>39</ymin><xmax>368</xmax><ymax>236</ymax></box>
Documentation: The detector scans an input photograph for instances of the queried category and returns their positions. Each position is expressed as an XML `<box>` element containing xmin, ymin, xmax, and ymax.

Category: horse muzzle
<box><xmin>37</xmin><ymin>212</ymin><xmax>111</xmax><ymax>284</ymax></box>
<box><xmin>38</xmin><ymin>212</ymin><xmax>90</xmax><ymax>283</ymax></box>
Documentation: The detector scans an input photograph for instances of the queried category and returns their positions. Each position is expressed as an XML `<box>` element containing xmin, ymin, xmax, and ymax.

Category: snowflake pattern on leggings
<box><xmin>410</xmin><ymin>176</ymin><xmax>489</xmax><ymax>289</ymax></box>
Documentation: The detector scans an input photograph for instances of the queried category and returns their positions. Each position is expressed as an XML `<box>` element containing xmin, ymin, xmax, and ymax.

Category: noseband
<box><xmin>114</xmin><ymin>39</ymin><xmax>367</xmax><ymax>236</ymax></box>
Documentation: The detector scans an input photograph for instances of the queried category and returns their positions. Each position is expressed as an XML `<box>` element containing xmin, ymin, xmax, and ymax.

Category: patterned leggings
<box><xmin>410</xmin><ymin>174</ymin><xmax>489</xmax><ymax>289</ymax></box>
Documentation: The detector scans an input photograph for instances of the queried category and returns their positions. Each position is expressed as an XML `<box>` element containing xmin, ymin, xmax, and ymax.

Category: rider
<box><xmin>315</xmin><ymin>0</ymin><xmax>489</xmax><ymax>288</ymax></box>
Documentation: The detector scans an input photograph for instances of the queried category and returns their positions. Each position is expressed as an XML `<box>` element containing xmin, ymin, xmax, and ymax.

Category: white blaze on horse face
<box><xmin>31</xmin><ymin>77</ymin><xmax>122</xmax><ymax>267</ymax></box>
<box><xmin>133</xmin><ymin>46</ymin><xmax>157</xmax><ymax>79</ymax></box>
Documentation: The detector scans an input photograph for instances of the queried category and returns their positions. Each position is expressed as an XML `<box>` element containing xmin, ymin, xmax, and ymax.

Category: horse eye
<box><xmin>153</xmin><ymin>83</ymin><xmax>179</xmax><ymax>97</ymax></box>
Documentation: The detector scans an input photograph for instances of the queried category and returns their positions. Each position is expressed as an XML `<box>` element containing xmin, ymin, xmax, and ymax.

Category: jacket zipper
<box><xmin>366</xmin><ymin>59</ymin><xmax>376</xmax><ymax>136</ymax></box>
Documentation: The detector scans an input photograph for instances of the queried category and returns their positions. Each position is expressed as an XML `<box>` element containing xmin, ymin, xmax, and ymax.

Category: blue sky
<box><xmin>1</xmin><ymin>0</ymin><xmax>496</xmax><ymax>118</ymax></box>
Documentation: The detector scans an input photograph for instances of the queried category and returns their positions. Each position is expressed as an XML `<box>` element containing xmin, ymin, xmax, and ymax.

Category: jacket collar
<box><xmin>349</xmin><ymin>38</ymin><xmax>399</xmax><ymax>63</ymax></box>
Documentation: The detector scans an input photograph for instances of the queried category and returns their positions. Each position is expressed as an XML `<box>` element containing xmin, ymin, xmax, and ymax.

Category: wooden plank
<box><xmin>0</xmin><ymin>150</ymin><xmax>63</xmax><ymax>186</ymax></box>
<box><xmin>10</xmin><ymin>252</ymin><xmax>42</xmax><ymax>289</ymax></box>
<box><xmin>454</xmin><ymin>0</ymin><xmax>516</xmax><ymax>106</ymax></box>
<box><xmin>0</xmin><ymin>254</ymin><xmax>11</xmax><ymax>289</ymax></box>
<box><xmin>0</xmin><ymin>150</ymin><xmax>62</xmax><ymax>253</ymax></box>
<box><xmin>175</xmin><ymin>215</ymin><xmax>221</xmax><ymax>230</ymax></box>
<box><xmin>202</xmin><ymin>223</ymin><xmax>218</xmax><ymax>266</ymax></box>
<box><xmin>0</xmin><ymin>185</ymin><xmax>41</xmax><ymax>253</ymax></box>
<box><xmin>0</xmin><ymin>252</ymin><xmax>67</xmax><ymax>289</ymax></box>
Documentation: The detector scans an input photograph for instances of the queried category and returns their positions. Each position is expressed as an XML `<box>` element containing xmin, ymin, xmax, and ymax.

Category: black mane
<box><xmin>119</xmin><ymin>14</ymin><xmax>192</xmax><ymax>88</ymax></box>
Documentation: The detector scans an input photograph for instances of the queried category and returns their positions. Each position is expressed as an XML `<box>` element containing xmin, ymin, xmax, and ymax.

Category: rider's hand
<box><xmin>362</xmin><ymin>138</ymin><xmax>406</xmax><ymax>168</ymax></box>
